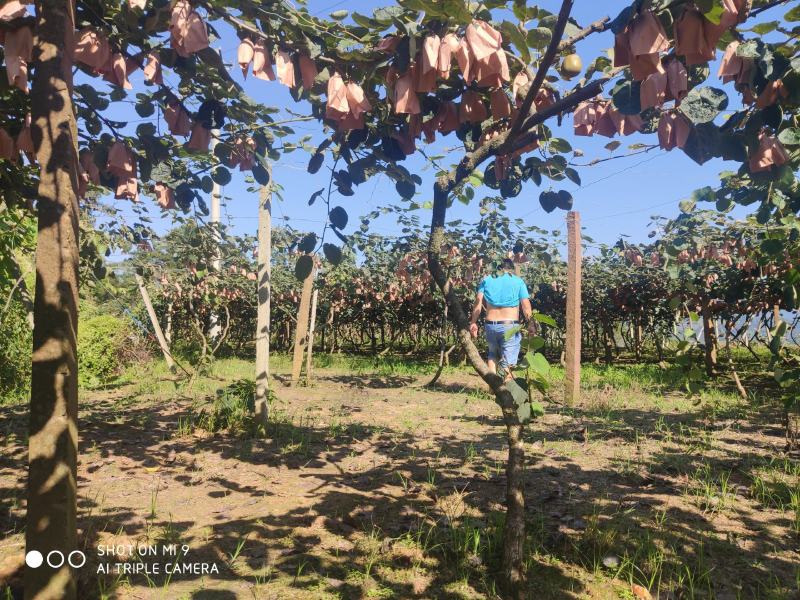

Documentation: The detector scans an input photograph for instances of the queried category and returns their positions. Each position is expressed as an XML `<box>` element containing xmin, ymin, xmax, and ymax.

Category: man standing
<box><xmin>469</xmin><ymin>258</ymin><xmax>534</xmax><ymax>379</ymax></box>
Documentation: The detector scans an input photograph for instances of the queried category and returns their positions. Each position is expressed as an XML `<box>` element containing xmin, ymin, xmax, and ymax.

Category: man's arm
<box><xmin>519</xmin><ymin>281</ymin><xmax>536</xmax><ymax>332</ymax></box>
<box><xmin>520</xmin><ymin>297</ymin><xmax>533</xmax><ymax>322</ymax></box>
<box><xmin>469</xmin><ymin>292</ymin><xmax>484</xmax><ymax>338</ymax></box>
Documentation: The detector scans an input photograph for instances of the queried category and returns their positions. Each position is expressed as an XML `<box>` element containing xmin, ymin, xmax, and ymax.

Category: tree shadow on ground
<box><xmin>315</xmin><ymin>373</ymin><xmax>417</xmax><ymax>389</ymax></box>
<box><xmin>0</xmin><ymin>378</ymin><xmax>797</xmax><ymax>599</ymax></box>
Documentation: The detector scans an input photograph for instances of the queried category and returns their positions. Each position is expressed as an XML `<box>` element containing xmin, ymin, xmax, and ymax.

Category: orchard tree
<box><xmin>241</xmin><ymin>1</ymin><xmax>796</xmax><ymax>594</ymax></box>
<box><xmin>0</xmin><ymin>0</ymin><xmax>306</xmax><ymax>596</ymax></box>
<box><xmin>129</xmin><ymin>220</ymin><xmax>258</xmax><ymax>367</ymax></box>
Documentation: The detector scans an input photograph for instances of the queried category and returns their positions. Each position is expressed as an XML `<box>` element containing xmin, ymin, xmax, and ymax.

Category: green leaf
<box><xmin>500</xmin><ymin>179</ymin><xmax>522</xmax><ymax>199</ymax></box>
<box><xmin>610</xmin><ymin>6</ymin><xmax>633</xmax><ymax>34</ymax></box>
<box><xmin>308</xmin><ymin>188</ymin><xmax>324</xmax><ymax>206</ymax></box>
<box><xmin>322</xmin><ymin>243</ymin><xmax>343</xmax><ymax>265</ymax></box>
<box><xmin>549</xmin><ymin>138</ymin><xmax>572</xmax><ymax>153</ymax></box>
<box><xmin>749</xmin><ymin>20</ymin><xmax>779</xmax><ymax>34</ymax></box>
<box><xmin>516</xmin><ymin>399</ymin><xmax>531</xmax><ymax>424</ymax></box>
<box><xmin>611</xmin><ymin>79</ymin><xmax>642</xmax><ymax>115</ymax></box>
<box><xmin>294</xmin><ymin>255</ymin><xmax>314</xmax><ymax>280</ymax></box>
<box><xmin>555</xmin><ymin>190</ymin><xmax>573</xmax><ymax>211</ymax></box>
<box><xmin>135</xmin><ymin>100</ymin><xmax>155</xmax><ymax>118</ymax></box>
<box><xmin>396</xmin><ymin>180</ymin><xmax>415</xmax><ymax>199</ymax></box>
<box><xmin>513</xmin><ymin>0</ymin><xmax>537</xmax><ymax>22</ymax></box>
<box><xmin>691</xmin><ymin>186</ymin><xmax>716</xmax><ymax>203</ymax></box>
<box><xmin>329</xmin><ymin>206</ymin><xmax>348</xmax><ymax>229</ymax></box>
<box><xmin>785</xmin><ymin>4</ymin><xmax>800</xmax><ymax>21</ymax></box>
<box><xmin>504</xmin><ymin>325</ymin><xmax>523</xmax><ymax>340</ymax></box>
<box><xmin>761</xmin><ymin>238</ymin><xmax>783</xmax><ymax>255</ymax></box>
<box><xmin>527</xmin><ymin>352</ymin><xmax>550</xmax><ymax>377</ymax></box>
<box><xmin>539</xmin><ymin>190</ymin><xmax>557</xmax><ymax>213</ymax></box>
<box><xmin>527</xmin><ymin>336</ymin><xmax>545</xmax><ymax>351</ymax></box>
<box><xmin>252</xmin><ymin>163</ymin><xmax>270</xmax><ymax>186</ymax></box>
<box><xmin>308</xmin><ymin>152</ymin><xmax>324</xmax><ymax>174</ymax></box>
<box><xmin>679</xmin><ymin>199</ymin><xmax>696</xmax><ymax>213</ymax></box>
<box><xmin>330</xmin><ymin>9</ymin><xmax>348</xmax><ymax>19</ymax></box>
<box><xmin>565</xmin><ymin>168</ymin><xmax>581</xmax><ymax>186</ymax></box>
<box><xmin>778</xmin><ymin>128</ymin><xmax>800</xmax><ymax>145</ymax></box>
<box><xmin>680</xmin><ymin>87</ymin><xmax>729</xmax><ymax>124</ymax></box>
<box><xmin>501</xmin><ymin>21</ymin><xmax>530</xmax><ymax>62</ymax></box>
<box><xmin>526</xmin><ymin>27</ymin><xmax>552</xmax><ymax>49</ymax></box>
<box><xmin>211</xmin><ymin>166</ymin><xmax>231</xmax><ymax>186</ymax></box>
<box><xmin>702</xmin><ymin>1</ymin><xmax>725</xmax><ymax>24</ymax></box>
<box><xmin>298</xmin><ymin>233</ymin><xmax>317</xmax><ymax>253</ymax></box>
<box><xmin>533</xmin><ymin>313</ymin><xmax>557</xmax><ymax>327</ymax></box>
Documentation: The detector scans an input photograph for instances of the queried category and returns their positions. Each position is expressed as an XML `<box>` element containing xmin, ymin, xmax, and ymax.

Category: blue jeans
<box><xmin>485</xmin><ymin>323</ymin><xmax>522</xmax><ymax>368</ymax></box>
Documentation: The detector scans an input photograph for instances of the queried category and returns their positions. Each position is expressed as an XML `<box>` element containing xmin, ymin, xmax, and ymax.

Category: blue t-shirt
<box><xmin>478</xmin><ymin>273</ymin><xmax>530</xmax><ymax>308</ymax></box>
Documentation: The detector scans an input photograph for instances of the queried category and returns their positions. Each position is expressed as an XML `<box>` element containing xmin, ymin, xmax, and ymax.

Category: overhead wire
<box><xmin>518</xmin><ymin>150</ymin><xmax>668</xmax><ymax>221</ymax></box>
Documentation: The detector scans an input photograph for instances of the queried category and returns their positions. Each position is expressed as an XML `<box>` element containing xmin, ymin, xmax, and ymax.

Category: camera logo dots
<box><xmin>25</xmin><ymin>550</ymin><xmax>86</xmax><ymax>569</ymax></box>
<box><xmin>68</xmin><ymin>551</ymin><xmax>87</xmax><ymax>568</ymax></box>
<box><xmin>25</xmin><ymin>551</ymin><xmax>43</xmax><ymax>568</ymax></box>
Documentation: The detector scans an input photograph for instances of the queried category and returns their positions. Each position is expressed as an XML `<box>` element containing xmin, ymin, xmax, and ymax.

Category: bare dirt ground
<box><xmin>1</xmin><ymin>360</ymin><xmax>798</xmax><ymax>599</ymax></box>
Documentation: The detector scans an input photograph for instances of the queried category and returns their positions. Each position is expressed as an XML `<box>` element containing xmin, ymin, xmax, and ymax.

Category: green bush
<box><xmin>196</xmin><ymin>379</ymin><xmax>259</xmax><ymax>434</ymax></box>
<box><xmin>0</xmin><ymin>301</ymin><xmax>32</xmax><ymax>404</ymax></box>
<box><xmin>78</xmin><ymin>315</ymin><xmax>131</xmax><ymax>388</ymax></box>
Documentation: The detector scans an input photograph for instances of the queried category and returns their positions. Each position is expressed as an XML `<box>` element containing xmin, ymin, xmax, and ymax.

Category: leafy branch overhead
<box><xmin>2</xmin><ymin>0</ymin><xmax>797</xmax><ymax>270</ymax></box>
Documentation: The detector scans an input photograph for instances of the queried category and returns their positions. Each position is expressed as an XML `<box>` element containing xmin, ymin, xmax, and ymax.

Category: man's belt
<box><xmin>486</xmin><ymin>320</ymin><xmax>519</xmax><ymax>325</ymax></box>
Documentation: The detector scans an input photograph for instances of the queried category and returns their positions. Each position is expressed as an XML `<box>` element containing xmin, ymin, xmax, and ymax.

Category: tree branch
<box><xmin>513</xmin><ymin>68</ymin><xmax>621</xmax><ymax>152</ymax></box>
<box><xmin>509</xmin><ymin>0</ymin><xmax>574</xmax><ymax>140</ymax></box>
<box><xmin>202</xmin><ymin>4</ymin><xmax>336</xmax><ymax>65</ymax></box>
<box><xmin>558</xmin><ymin>16</ymin><xmax>611</xmax><ymax>51</ymax></box>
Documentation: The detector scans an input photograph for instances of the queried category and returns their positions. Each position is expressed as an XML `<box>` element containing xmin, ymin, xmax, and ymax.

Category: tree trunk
<box><xmin>164</xmin><ymin>302</ymin><xmax>173</xmax><ymax>346</ymax></box>
<box><xmin>207</xmin><ymin>131</ymin><xmax>223</xmax><ymax>343</ymax></box>
<box><xmin>602</xmin><ymin>323</ymin><xmax>614</xmax><ymax>364</ymax></box>
<box><xmin>305</xmin><ymin>288</ymin><xmax>319</xmax><ymax>382</ymax></box>
<box><xmin>291</xmin><ymin>263</ymin><xmax>314</xmax><ymax>384</ymax></box>
<box><xmin>26</xmin><ymin>0</ymin><xmax>80</xmax><ymax>596</ymax></box>
<box><xmin>635</xmin><ymin>319</ymin><xmax>643</xmax><ymax>360</ymax></box>
<box><xmin>255</xmin><ymin>184</ymin><xmax>271</xmax><ymax>425</ymax></box>
<box><xmin>328</xmin><ymin>306</ymin><xmax>336</xmax><ymax>354</ymax></box>
<box><xmin>424</xmin><ymin>299</ymin><xmax>449</xmax><ymax>387</ymax></box>
<box><xmin>654</xmin><ymin>334</ymin><xmax>664</xmax><ymax>362</ymax></box>
<box><xmin>503</xmin><ymin>421</ymin><xmax>526</xmax><ymax>598</ymax></box>
<box><xmin>701</xmin><ymin>300</ymin><xmax>718</xmax><ymax>377</ymax></box>
<box><xmin>135</xmin><ymin>274</ymin><xmax>177</xmax><ymax>372</ymax></box>
<box><xmin>427</xmin><ymin>183</ymin><xmax>526</xmax><ymax>599</ymax></box>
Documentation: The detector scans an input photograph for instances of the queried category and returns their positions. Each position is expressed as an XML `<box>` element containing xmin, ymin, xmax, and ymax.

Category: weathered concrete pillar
<box><xmin>565</xmin><ymin>211</ymin><xmax>582</xmax><ymax>405</ymax></box>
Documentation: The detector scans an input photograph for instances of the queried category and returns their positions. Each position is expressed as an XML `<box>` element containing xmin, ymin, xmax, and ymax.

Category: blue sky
<box><xmin>102</xmin><ymin>0</ymin><xmax>769</xmax><ymax>260</ymax></box>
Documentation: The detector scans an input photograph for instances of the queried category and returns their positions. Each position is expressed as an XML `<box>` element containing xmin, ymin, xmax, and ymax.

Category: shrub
<box><xmin>0</xmin><ymin>301</ymin><xmax>32</xmax><ymax>403</ymax></box>
<box><xmin>196</xmin><ymin>379</ymin><xmax>259</xmax><ymax>434</ymax></box>
<box><xmin>78</xmin><ymin>315</ymin><xmax>131</xmax><ymax>388</ymax></box>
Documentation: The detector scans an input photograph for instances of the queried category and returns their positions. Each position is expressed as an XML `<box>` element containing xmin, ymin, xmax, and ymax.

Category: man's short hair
<box><xmin>501</xmin><ymin>258</ymin><xmax>515</xmax><ymax>271</ymax></box>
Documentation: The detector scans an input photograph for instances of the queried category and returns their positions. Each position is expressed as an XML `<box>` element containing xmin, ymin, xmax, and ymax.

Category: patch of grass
<box><xmin>749</xmin><ymin>456</ymin><xmax>800</xmax><ymax>535</ymax></box>
<box><xmin>194</xmin><ymin>379</ymin><xmax>260</xmax><ymax>434</ymax></box>
<box><xmin>686</xmin><ymin>463</ymin><xmax>736</xmax><ymax>515</ymax></box>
